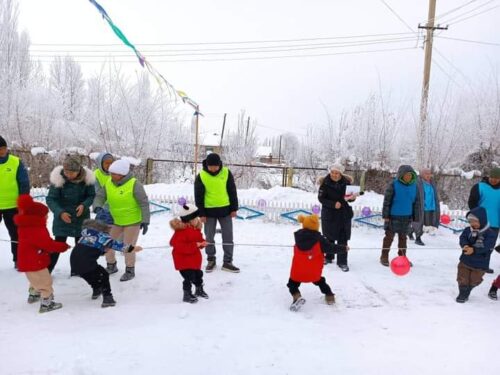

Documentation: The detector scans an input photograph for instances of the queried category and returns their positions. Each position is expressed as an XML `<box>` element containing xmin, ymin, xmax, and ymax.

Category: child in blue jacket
<box><xmin>456</xmin><ymin>207</ymin><xmax>497</xmax><ymax>303</ymax></box>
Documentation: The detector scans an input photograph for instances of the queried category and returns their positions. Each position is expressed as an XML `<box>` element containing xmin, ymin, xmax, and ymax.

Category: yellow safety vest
<box><xmin>0</xmin><ymin>155</ymin><xmax>20</xmax><ymax>209</ymax></box>
<box><xmin>105</xmin><ymin>178</ymin><xmax>142</xmax><ymax>226</ymax></box>
<box><xmin>199</xmin><ymin>167</ymin><xmax>230</xmax><ymax>208</ymax></box>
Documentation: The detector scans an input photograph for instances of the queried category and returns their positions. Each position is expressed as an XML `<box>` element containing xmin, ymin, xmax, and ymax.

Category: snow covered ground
<box><xmin>0</xmin><ymin>186</ymin><xmax>498</xmax><ymax>375</ymax></box>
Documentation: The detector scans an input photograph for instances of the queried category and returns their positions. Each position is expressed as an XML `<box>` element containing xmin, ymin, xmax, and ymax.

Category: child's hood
<box><xmin>294</xmin><ymin>229</ymin><xmax>321</xmax><ymax>251</ymax></box>
<box><xmin>396</xmin><ymin>165</ymin><xmax>417</xmax><ymax>185</ymax></box>
<box><xmin>466</xmin><ymin>206</ymin><xmax>489</xmax><ymax>230</ymax></box>
<box><xmin>170</xmin><ymin>218</ymin><xmax>202</xmax><ymax>230</ymax></box>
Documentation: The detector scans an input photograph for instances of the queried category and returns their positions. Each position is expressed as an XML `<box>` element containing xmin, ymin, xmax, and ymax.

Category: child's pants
<box><xmin>179</xmin><ymin>269</ymin><xmax>203</xmax><ymax>290</ymax></box>
<box><xmin>287</xmin><ymin>277</ymin><xmax>333</xmax><ymax>296</ymax></box>
<box><xmin>106</xmin><ymin>225</ymin><xmax>140</xmax><ymax>267</ymax></box>
<box><xmin>25</xmin><ymin>269</ymin><xmax>53</xmax><ymax>298</ymax></box>
<box><xmin>457</xmin><ymin>262</ymin><xmax>485</xmax><ymax>287</ymax></box>
<box><xmin>80</xmin><ymin>265</ymin><xmax>112</xmax><ymax>296</ymax></box>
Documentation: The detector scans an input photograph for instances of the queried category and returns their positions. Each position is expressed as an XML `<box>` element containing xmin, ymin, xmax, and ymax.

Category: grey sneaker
<box><xmin>27</xmin><ymin>287</ymin><xmax>41</xmax><ymax>304</ymax></box>
<box><xmin>106</xmin><ymin>262</ymin><xmax>118</xmax><ymax>274</ymax></box>
<box><xmin>120</xmin><ymin>266</ymin><xmax>135</xmax><ymax>282</ymax></box>
<box><xmin>221</xmin><ymin>262</ymin><xmax>240</xmax><ymax>273</ymax></box>
<box><xmin>39</xmin><ymin>296</ymin><xmax>62</xmax><ymax>313</ymax></box>
<box><xmin>205</xmin><ymin>260</ymin><xmax>216</xmax><ymax>273</ymax></box>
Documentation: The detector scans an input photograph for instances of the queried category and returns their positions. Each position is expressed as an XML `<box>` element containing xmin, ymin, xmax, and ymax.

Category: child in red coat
<box><xmin>170</xmin><ymin>204</ymin><xmax>208</xmax><ymax>303</ymax></box>
<box><xmin>14</xmin><ymin>195</ymin><xmax>70</xmax><ymax>313</ymax></box>
<box><xmin>288</xmin><ymin>214</ymin><xmax>347</xmax><ymax>311</ymax></box>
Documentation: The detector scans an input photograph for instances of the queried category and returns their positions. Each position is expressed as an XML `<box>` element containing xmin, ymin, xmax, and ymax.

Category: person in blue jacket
<box><xmin>468</xmin><ymin>166</ymin><xmax>500</xmax><ymax>273</ymax></box>
<box><xmin>0</xmin><ymin>135</ymin><xmax>30</xmax><ymax>268</ymax></box>
<box><xmin>380</xmin><ymin>165</ymin><xmax>420</xmax><ymax>266</ymax></box>
<box><xmin>456</xmin><ymin>207</ymin><xmax>497</xmax><ymax>303</ymax></box>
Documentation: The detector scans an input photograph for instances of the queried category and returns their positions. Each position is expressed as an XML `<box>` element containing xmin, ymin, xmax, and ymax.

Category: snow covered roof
<box><xmin>255</xmin><ymin>146</ymin><xmax>272</xmax><ymax>157</ymax></box>
<box><xmin>200</xmin><ymin>133</ymin><xmax>221</xmax><ymax>147</ymax></box>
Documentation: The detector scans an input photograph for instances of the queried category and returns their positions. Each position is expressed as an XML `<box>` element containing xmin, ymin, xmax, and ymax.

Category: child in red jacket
<box><xmin>170</xmin><ymin>204</ymin><xmax>208</xmax><ymax>303</ymax></box>
<box><xmin>288</xmin><ymin>214</ymin><xmax>347</xmax><ymax>311</ymax></box>
<box><xmin>14</xmin><ymin>195</ymin><xmax>70</xmax><ymax>313</ymax></box>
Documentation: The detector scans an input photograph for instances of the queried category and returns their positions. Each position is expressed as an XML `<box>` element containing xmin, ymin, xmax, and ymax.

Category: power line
<box><xmin>25</xmin><ymin>38</ymin><xmax>418</xmax><ymax>58</ymax></box>
<box><xmin>5</xmin><ymin>46</ymin><xmax>417</xmax><ymax>64</ymax></box>
<box><xmin>435</xmin><ymin>35</ymin><xmax>500</xmax><ymax>47</ymax></box>
<box><xmin>378</xmin><ymin>0</ymin><xmax>417</xmax><ymax>33</ymax></box>
<box><xmin>439</xmin><ymin>0</ymin><xmax>498</xmax><ymax>24</ymax></box>
<box><xmin>447</xmin><ymin>3</ymin><xmax>500</xmax><ymax>25</ymax></box>
<box><xmin>430</xmin><ymin>0</ymin><xmax>479</xmax><ymax>23</ymax></box>
<box><xmin>28</xmin><ymin>31</ymin><xmax>417</xmax><ymax>47</ymax></box>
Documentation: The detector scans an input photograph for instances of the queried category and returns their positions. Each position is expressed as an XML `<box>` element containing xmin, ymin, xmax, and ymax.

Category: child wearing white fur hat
<box><xmin>170</xmin><ymin>204</ymin><xmax>208</xmax><ymax>303</ymax></box>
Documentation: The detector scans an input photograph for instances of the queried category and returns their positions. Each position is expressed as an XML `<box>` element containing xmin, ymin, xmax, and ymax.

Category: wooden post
<box><xmin>194</xmin><ymin>107</ymin><xmax>200</xmax><ymax>176</ymax></box>
<box><xmin>146</xmin><ymin>158</ymin><xmax>153</xmax><ymax>185</ymax></box>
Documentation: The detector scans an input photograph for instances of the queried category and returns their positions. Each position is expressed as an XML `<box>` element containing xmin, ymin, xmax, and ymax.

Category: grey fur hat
<box><xmin>82</xmin><ymin>219</ymin><xmax>111</xmax><ymax>233</ymax></box>
<box><xmin>63</xmin><ymin>155</ymin><xmax>82</xmax><ymax>172</ymax></box>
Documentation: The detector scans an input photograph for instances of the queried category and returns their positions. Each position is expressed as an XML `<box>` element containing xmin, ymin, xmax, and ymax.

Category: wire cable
<box><xmin>378</xmin><ymin>0</ymin><xmax>417</xmax><ymax>33</ymax></box>
<box><xmin>435</xmin><ymin>35</ymin><xmax>500</xmax><ymax>47</ymax></box>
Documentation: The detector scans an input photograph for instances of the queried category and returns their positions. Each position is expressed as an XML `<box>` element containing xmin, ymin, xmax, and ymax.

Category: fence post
<box><xmin>286</xmin><ymin>167</ymin><xmax>294</xmax><ymax>187</ymax></box>
<box><xmin>146</xmin><ymin>158</ymin><xmax>154</xmax><ymax>185</ymax></box>
<box><xmin>282</xmin><ymin>167</ymin><xmax>287</xmax><ymax>187</ymax></box>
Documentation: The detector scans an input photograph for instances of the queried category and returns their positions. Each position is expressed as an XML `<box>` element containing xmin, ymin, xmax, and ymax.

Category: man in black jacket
<box><xmin>194</xmin><ymin>153</ymin><xmax>239</xmax><ymax>273</ymax></box>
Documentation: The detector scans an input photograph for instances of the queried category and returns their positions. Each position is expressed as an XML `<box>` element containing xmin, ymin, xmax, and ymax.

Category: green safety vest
<box><xmin>200</xmin><ymin>167</ymin><xmax>230</xmax><ymax>208</ymax></box>
<box><xmin>94</xmin><ymin>168</ymin><xmax>110</xmax><ymax>188</ymax></box>
<box><xmin>105</xmin><ymin>177</ymin><xmax>142</xmax><ymax>226</ymax></box>
<box><xmin>0</xmin><ymin>155</ymin><xmax>20</xmax><ymax>209</ymax></box>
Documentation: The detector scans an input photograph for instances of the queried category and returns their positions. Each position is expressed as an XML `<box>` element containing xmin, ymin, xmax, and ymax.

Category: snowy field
<box><xmin>0</xmin><ymin>186</ymin><xmax>498</xmax><ymax>375</ymax></box>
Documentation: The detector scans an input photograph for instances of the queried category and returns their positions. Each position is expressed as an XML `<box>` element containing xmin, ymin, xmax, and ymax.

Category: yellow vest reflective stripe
<box><xmin>0</xmin><ymin>155</ymin><xmax>20</xmax><ymax>209</ymax></box>
<box><xmin>105</xmin><ymin>178</ymin><xmax>142</xmax><ymax>226</ymax></box>
<box><xmin>94</xmin><ymin>169</ymin><xmax>110</xmax><ymax>188</ymax></box>
<box><xmin>199</xmin><ymin>167</ymin><xmax>230</xmax><ymax>208</ymax></box>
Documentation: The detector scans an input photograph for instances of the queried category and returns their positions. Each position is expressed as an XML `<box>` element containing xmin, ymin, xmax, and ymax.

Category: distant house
<box><xmin>255</xmin><ymin>146</ymin><xmax>283</xmax><ymax>165</ymax></box>
<box><xmin>200</xmin><ymin>133</ymin><xmax>223</xmax><ymax>157</ymax></box>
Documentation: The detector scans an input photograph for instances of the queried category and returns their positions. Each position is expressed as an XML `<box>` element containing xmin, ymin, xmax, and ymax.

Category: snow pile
<box><xmin>30</xmin><ymin>147</ymin><xmax>47</xmax><ymax>156</ymax></box>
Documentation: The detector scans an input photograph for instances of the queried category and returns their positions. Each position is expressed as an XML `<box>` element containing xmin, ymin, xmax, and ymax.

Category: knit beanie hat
<box><xmin>490</xmin><ymin>167</ymin><xmax>500</xmax><ymax>179</ymax></box>
<box><xmin>206</xmin><ymin>153</ymin><xmax>221</xmax><ymax>166</ymax></box>
<box><xmin>108</xmin><ymin>159</ymin><xmax>130</xmax><ymax>175</ymax></box>
<box><xmin>17</xmin><ymin>194</ymin><xmax>49</xmax><ymax>217</ymax></box>
<box><xmin>179</xmin><ymin>204</ymin><xmax>200</xmax><ymax>223</ymax></box>
<box><xmin>297</xmin><ymin>214</ymin><xmax>320</xmax><ymax>232</ymax></box>
<box><xmin>63</xmin><ymin>155</ymin><xmax>82</xmax><ymax>172</ymax></box>
<box><xmin>0</xmin><ymin>135</ymin><xmax>6</xmax><ymax>148</ymax></box>
<box><xmin>329</xmin><ymin>164</ymin><xmax>345</xmax><ymax>174</ymax></box>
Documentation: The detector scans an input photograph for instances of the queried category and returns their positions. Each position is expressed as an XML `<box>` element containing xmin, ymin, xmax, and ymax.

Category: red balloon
<box><xmin>390</xmin><ymin>256</ymin><xmax>411</xmax><ymax>276</ymax></box>
<box><xmin>440</xmin><ymin>214</ymin><xmax>451</xmax><ymax>225</ymax></box>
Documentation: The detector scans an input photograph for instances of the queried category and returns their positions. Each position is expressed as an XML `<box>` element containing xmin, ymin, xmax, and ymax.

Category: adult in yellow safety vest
<box><xmin>94</xmin><ymin>159</ymin><xmax>150</xmax><ymax>282</ymax></box>
<box><xmin>0</xmin><ymin>135</ymin><xmax>31</xmax><ymax>268</ymax></box>
<box><xmin>93</xmin><ymin>152</ymin><xmax>114</xmax><ymax>225</ymax></box>
<box><xmin>194</xmin><ymin>153</ymin><xmax>239</xmax><ymax>273</ymax></box>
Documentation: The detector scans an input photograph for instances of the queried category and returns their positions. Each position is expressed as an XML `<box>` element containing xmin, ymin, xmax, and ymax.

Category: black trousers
<box><xmin>0</xmin><ymin>208</ymin><xmax>18</xmax><ymax>263</ymax></box>
<box><xmin>179</xmin><ymin>269</ymin><xmax>204</xmax><ymax>290</ymax></box>
<box><xmin>49</xmin><ymin>236</ymin><xmax>80</xmax><ymax>273</ymax></box>
<box><xmin>80</xmin><ymin>265</ymin><xmax>112</xmax><ymax>296</ymax></box>
<box><xmin>287</xmin><ymin>277</ymin><xmax>333</xmax><ymax>296</ymax></box>
<box><xmin>325</xmin><ymin>239</ymin><xmax>348</xmax><ymax>266</ymax></box>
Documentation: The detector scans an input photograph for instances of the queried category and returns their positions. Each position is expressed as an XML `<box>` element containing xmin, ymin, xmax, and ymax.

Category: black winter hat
<box><xmin>0</xmin><ymin>135</ymin><xmax>7</xmax><ymax>148</ymax></box>
<box><xmin>206</xmin><ymin>153</ymin><xmax>221</xmax><ymax>166</ymax></box>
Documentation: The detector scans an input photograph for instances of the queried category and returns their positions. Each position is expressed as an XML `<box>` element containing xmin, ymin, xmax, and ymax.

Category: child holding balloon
<box><xmin>456</xmin><ymin>207</ymin><xmax>497</xmax><ymax>303</ymax></box>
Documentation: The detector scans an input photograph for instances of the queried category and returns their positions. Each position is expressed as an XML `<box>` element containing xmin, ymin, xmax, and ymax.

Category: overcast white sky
<box><xmin>16</xmin><ymin>0</ymin><xmax>500</xmax><ymax>139</ymax></box>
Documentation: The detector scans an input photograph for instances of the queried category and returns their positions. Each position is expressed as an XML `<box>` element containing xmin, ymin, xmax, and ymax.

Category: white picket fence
<box><xmin>31</xmin><ymin>188</ymin><xmax>467</xmax><ymax>227</ymax></box>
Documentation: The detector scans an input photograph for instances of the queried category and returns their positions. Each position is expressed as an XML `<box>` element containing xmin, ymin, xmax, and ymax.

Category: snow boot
<box><xmin>106</xmin><ymin>262</ymin><xmax>118</xmax><ymax>275</ymax></box>
<box><xmin>195</xmin><ymin>285</ymin><xmax>209</xmax><ymax>299</ymax></box>
<box><xmin>488</xmin><ymin>286</ymin><xmax>498</xmax><ymax>300</ymax></box>
<box><xmin>222</xmin><ymin>262</ymin><xmax>240</xmax><ymax>273</ymax></box>
<box><xmin>414</xmin><ymin>237</ymin><xmax>425</xmax><ymax>246</ymax></box>
<box><xmin>338</xmin><ymin>264</ymin><xmax>349</xmax><ymax>272</ymax></box>
<box><xmin>325</xmin><ymin>293</ymin><xmax>336</xmax><ymax>305</ymax></box>
<box><xmin>456</xmin><ymin>286</ymin><xmax>471</xmax><ymax>303</ymax></box>
<box><xmin>290</xmin><ymin>292</ymin><xmax>306</xmax><ymax>312</ymax></box>
<box><xmin>27</xmin><ymin>287</ymin><xmax>41</xmax><ymax>304</ymax></box>
<box><xmin>91</xmin><ymin>287</ymin><xmax>102</xmax><ymax>300</ymax></box>
<box><xmin>408</xmin><ymin>232</ymin><xmax>414</xmax><ymax>240</ymax></box>
<box><xmin>205</xmin><ymin>259</ymin><xmax>216</xmax><ymax>273</ymax></box>
<box><xmin>183</xmin><ymin>289</ymin><xmax>198</xmax><ymax>304</ymax></box>
<box><xmin>101</xmin><ymin>294</ymin><xmax>116</xmax><ymax>308</ymax></box>
<box><xmin>120</xmin><ymin>266</ymin><xmax>135</xmax><ymax>282</ymax></box>
<box><xmin>39</xmin><ymin>295</ymin><xmax>62</xmax><ymax>313</ymax></box>
<box><xmin>485</xmin><ymin>268</ymin><xmax>494</xmax><ymax>274</ymax></box>
<box><xmin>380</xmin><ymin>250</ymin><xmax>389</xmax><ymax>267</ymax></box>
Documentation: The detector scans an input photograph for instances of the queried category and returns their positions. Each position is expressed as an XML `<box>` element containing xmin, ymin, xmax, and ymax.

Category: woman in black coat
<box><xmin>318</xmin><ymin>165</ymin><xmax>355</xmax><ymax>272</ymax></box>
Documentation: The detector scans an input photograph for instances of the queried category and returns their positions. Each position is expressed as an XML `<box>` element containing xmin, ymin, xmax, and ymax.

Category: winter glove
<box><xmin>140</xmin><ymin>223</ymin><xmax>149</xmax><ymax>235</ymax></box>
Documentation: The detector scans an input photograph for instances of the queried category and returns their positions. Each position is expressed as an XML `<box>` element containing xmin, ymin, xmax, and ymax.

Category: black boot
<box><xmin>456</xmin><ymin>286</ymin><xmax>471</xmax><ymax>303</ymax></box>
<box><xmin>101</xmin><ymin>294</ymin><xmax>116</xmax><ymax>308</ymax></box>
<box><xmin>414</xmin><ymin>236</ymin><xmax>425</xmax><ymax>246</ymax></box>
<box><xmin>195</xmin><ymin>284</ymin><xmax>209</xmax><ymax>299</ymax></box>
<box><xmin>183</xmin><ymin>289</ymin><xmax>198</xmax><ymax>303</ymax></box>
<box><xmin>91</xmin><ymin>287</ymin><xmax>102</xmax><ymax>300</ymax></box>
<box><xmin>488</xmin><ymin>286</ymin><xmax>498</xmax><ymax>300</ymax></box>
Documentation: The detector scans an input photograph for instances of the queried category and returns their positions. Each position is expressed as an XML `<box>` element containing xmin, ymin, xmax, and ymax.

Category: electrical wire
<box><xmin>435</xmin><ymin>35</ymin><xmax>500</xmax><ymax>47</ymax></box>
<box><xmin>439</xmin><ymin>0</ymin><xmax>498</xmax><ymax>24</ymax></box>
<box><xmin>378</xmin><ymin>0</ymin><xmax>417</xmax><ymax>33</ymax></box>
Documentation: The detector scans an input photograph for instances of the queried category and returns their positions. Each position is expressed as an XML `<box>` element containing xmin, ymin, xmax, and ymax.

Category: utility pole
<box><xmin>244</xmin><ymin>116</ymin><xmax>250</xmax><ymax>146</ymax></box>
<box><xmin>194</xmin><ymin>107</ymin><xmax>200</xmax><ymax>175</ymax></box>
<box><xmin>417</xmin><ymin>0</ymin><xmax>447</xmax><ymax>168</ymax></box>
<box><xmin>219</xmin><ymin>113</ymin><xmax>227</xmax><ymax>148</ymax></box>
<box><xmin>278</xmin><ymin>135</ymin><xmax>282</xmax><ymax>164</ymax></box>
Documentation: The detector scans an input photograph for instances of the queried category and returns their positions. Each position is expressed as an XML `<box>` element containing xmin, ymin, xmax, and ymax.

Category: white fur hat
<box><xmin>329</xmin><ymin>164</ymin><xmax>345</xmax><ymax>174</ymax></box>
<box><xmin>180</xmin><ymin>204</ymin><xmax>200</xmax><ymax>223</ymax></box>
<box><xmin>108</xmin><ymin>159</ymin><xmax>130</xmax><ymax>176</ymax></box>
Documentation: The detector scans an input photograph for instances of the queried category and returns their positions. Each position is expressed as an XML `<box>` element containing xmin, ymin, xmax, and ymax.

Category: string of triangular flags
<box><xmin>88</xmin><ymin>0</ymin><xmax>197</xmax><ymax>107</ymax></box>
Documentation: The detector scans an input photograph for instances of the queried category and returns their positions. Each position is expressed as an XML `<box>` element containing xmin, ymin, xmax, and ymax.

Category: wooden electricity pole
<box><xmin>417</xmin><ymin>0</ymin><xmax>447</xmax><ymax>168</ymax></box>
